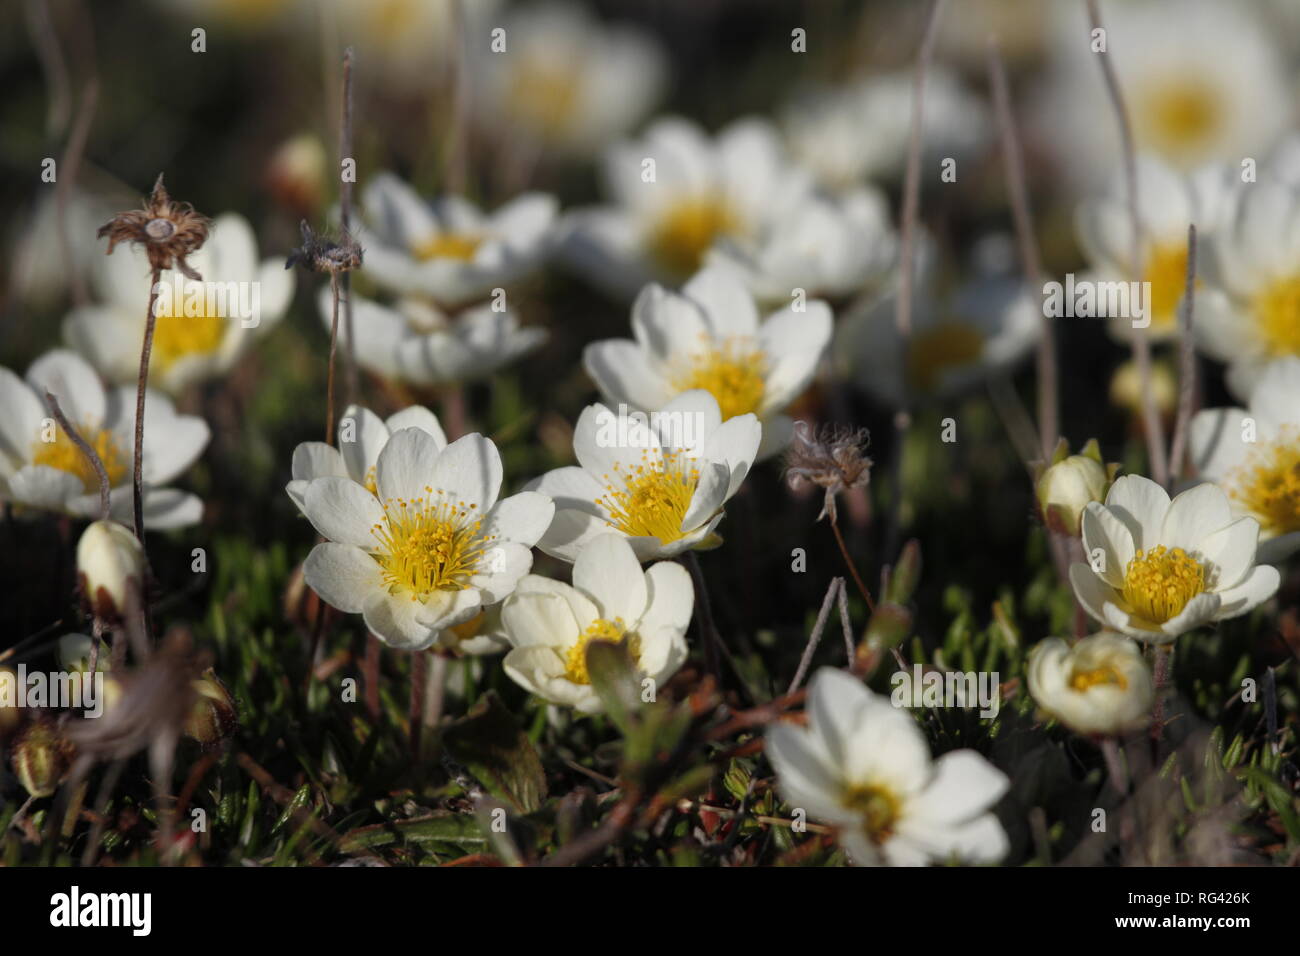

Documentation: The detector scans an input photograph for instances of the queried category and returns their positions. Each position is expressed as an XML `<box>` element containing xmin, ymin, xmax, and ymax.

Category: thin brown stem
<box><xmin>325</xmin><ymin>270</ymin><xmax>340</xmax><ymax>446</ymax></box>
<box><xmin>56</xmin><ymin>78</ymin><xmax>98</xmax><ymax>308</ymax></box>
<box><xmin>1167</xmin><ymin>224</ymin><xmax>1198</xmax><ymax>484</ymax></box>
<box><xmin>133</xmin><ymin>267</ymin><xmax>162</xmax><ymax>542</ymax></box>
<box><xmin>787</xmin><ymin>578</ymin><xmax>843</xmax><ymax>695</ymax></box>
<box><xmin>685</xmin><ymin>551</ymin><xmax>722</xmax><ymax>680</ymax></box>
<box><xmin>44</xmin><ymin>388</ymin><xmax>109</xmax><ymax>520</ymax></box>
<box><xmin>829</xmin><ymin>512</ymin><xmax>875</xmax><ymax>612</ymax></box>
<box><xmin>338</xmin><ymin>47</ymin><xmax>359</xmax><ymax>405</ymax></box>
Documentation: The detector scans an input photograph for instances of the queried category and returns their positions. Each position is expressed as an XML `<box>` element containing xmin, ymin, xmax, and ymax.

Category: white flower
<box><xmin>500</xmin><ymin>534</ymin><xmax>692</xmax><ymax>713</ymax></box>
<box><xmin>64</xmin><ymin>213</ymin><xmax>294</xmax><ymax>394</ymax></box>
<box><xmin>1027</xmin><ymin>633</ymin><xmax>1154</xmax><ymax>736</ymax></box>
<box><xmin>583</xmin><ymin>266</ymin><xmax>830</xmax><ymax>460</ymax></box>
<box><xmin>559</xmin><ymin>116</ymin><xmax>811</xmax><ymax>299</ymax></box>
<box><xmin>470</xmin><ymin>0</ymin><xmax>665</xmax><ymax>157</ymax></box>
<box><xmin>1070</xmin><ymin>475</ymin><xmax>1280</xmax><ymax>643</ymax></box>
<box><xmin>765</xmin><ymin>668</ymin><xmax>1009</xmax><ymax>867</ymax></box>
<box><xmin>76</xmin><ymin>519</ymin><xmax>145</xmax><ymax>620</ymax></box>
<box><xmin>782</xmin><ymin>68</ymin><xmax>988</xmax><ymax>192</ymax></box>
<box><xmin>705</xmin><ymin>186</ymin><xmax>896</xmax><ymax>305</ymax></box>
<box><xmin>1036</xmin><ymin>452</ymin><xmax>1110</xmax><ymax>538</ymax></box>
<box><xmin>1189</xmin><ymin>357</ymin><xmax>1300</xmax><ymax>563</ymax></box>
<box><xmin>528</xmin><ymin>390</ymin><xmax>759</xmax><ymax>563</ymax></box>
<box><xmin>1035</xmin><ymin>0</ymin><xmax>1289</xmax><ymax>185</ymax></box>
<box><xmin>0</xmin><ymin>350</ymin><xmax>208</xmax><ymax>529</ymax></box>
<box><xmin>295</xmin><ymin>427</ymin><xmax>554</xmax><ymax>650</ymax></box>
<box><xmin>1075</xmin><ymin>155</ymin><xmax>1236</xmax><ymax>342</ymax></box>
<box><xmin>359</xmin><ymin>172</ymin><xmax>557</xmax><ymax>307</ymax></box>
<box><xmin>1196</xmin><ymin>180</ymin><xmax>1300</xmax><ymax>398</ymax></box>
<box><xmin>840</xmin><ymin>270</ymin><xmax>1039</xmax><ymax>408</ymax></box>
<box><xmin>317</xmin><ymin>288</ymin><xmax>545</xmax><ymax>386</ymax></box>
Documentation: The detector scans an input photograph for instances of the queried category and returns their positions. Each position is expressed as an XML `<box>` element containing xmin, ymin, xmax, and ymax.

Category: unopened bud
<box><xmin>11</xmin><ymin>721</ymin><xmax>74</xmax><ymax>798</ymax></box>
<box><xmin>1037</xmin><ymin>454</ymin><xmax>1108</xmax><ymax>537</ymax></box>
<box><xmin>185</xmin><ymin>669</ymin><xmax>238</xmax><ymax>748</ymax></box>
<box><xmin>77</xmin><ymin>520</ymin><xmax>145</xmax><ymax>621</ymax></box>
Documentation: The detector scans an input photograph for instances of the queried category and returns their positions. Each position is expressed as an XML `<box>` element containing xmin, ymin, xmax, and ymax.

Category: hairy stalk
<box><xmin>325</xmin><ymin>270</ymin><xmax>341</xmax><ymax>445</ymax></box>
<box><xmin>132</xmin><ymin>267</ymin><xmax>161</xmax><ymax>543</ymax></box>
<box><xmin>1167</xmin><ymin>225</ymin><xmax>1198</xmax><ymax>483</ymax></box>
<box><xmin>44</xmin><ymin>389</ymin><xmax>110</xmax><ymax>520</ymax></box>
<box><xmin>787</xmin><ymin>578</ymin><xmax>843</xmax><ymax>695</ymax></box>
<box><xmin>829</xmin><ymin>512</ymin><xmax>875</xmax><ymax>612</ymax></box>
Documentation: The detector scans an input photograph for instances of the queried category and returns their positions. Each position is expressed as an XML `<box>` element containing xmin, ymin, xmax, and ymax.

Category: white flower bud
<box><xmin>1036</xmin><ymin>455</ymin><xmax>1108</xmax><ymax>536</ymax></box>
<box><xmin>76</xmin><ymin>520</ymin><xmax>145</xmax><ymax>620</ymax></box>
<box><xmin>1027</xmin><ymin>633</ymin><xmax>1153</xmax><ymax>736</ymax></box>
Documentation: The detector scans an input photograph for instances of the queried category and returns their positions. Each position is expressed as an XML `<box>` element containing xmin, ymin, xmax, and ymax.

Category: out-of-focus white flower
<box><xmin>1070</xmin><ymin>475</ymin><xmax>1279</xmax><ymax>643</ymax></box>
<box><xmin>765</xmin><ymin>668</ymin><xmax>1009</xmax><ymax>867</ymax></box>
<box><xmin>77</xmin><ymin>519</ymin><xmax>146</xmax><ymax>620</ymax></box>
<box><xmin>559</xmin><ymin>116</ymin><xmax>812</xmax><ymax>299</ymax></box>
<box><xmin>1035</xmin><ymin>0</ymin><xmax>1289</xmax><ymax>186</ymax></box>
<box><xmin>1190</xmin><ymin>357</ymin><xmax>1300</xmax><ymax>563</ymax></box>
<box><xmin>1027</xmin><ymin>632</ymin><xmax>1154</xmax><ymax>736</ymax></box>
<box><xmin>0</xmin><ymin>350</ymin><xmax>208</xmax><ymax>529</ymax></box>
<box><xmin>64</xmin><ymin>213</ymin><xmax>294</xmax><ymax>394</ymax></box>
<box><xmin>501</xmin><ymin>534</ymin><xmax>692</xmax><ymax>713</ymax></box>
<box><xmin>471</xmin><ymin>1</ymin><xmax>665</xmax><ymax>158</ymax></box>
<box><xmin>359</xmin><ymin>172</ymin><xmax>557</xmax><ymax>307</ymax></box>
<box><xmin>317</xmin><ymin>288</ymin><xmax>545</xmax><ymax>386</ymax></box>
<box><xmin>584</xmin><ymin>266</ymin><xmax>830</xmax><ymax>460</ymax></box>
<box><xmin>528</xmin><ymin>391</ymin><xmax>759</xmax><ymax>563</ymax></box>
<box><xmin>295</xmin><ymin>427</ymin><xmax>553</xmax><ymax>650</ymax></box>
<box><xmin>1075</xmin><ymin>156</ymin><xmax>1236</xmax><ymax>342</ymax></box>
<box><xmin>782</xmin><ymin>68</ymin><xmax>988</xmax><ymax>193</ymax></box>
<box><xmin>1197</xmin><ymin>180</ymin><xmax>1300</xmax><ymax>398</ymax></box>
<box><xmin>329</xmin><ymin>0</ymin><xmax>501</xmax><ymax>90</ymax></box>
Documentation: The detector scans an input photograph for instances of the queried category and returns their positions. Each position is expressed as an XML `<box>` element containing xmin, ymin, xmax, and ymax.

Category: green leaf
<box><xmin>442</xmin><ymin>691</ymin><xmax>548</xmax><ymax>814</ymax></box>
<box><xmin>585</xmin><ymin>639</ymin><xmax>641</xmax><ymax>737</ymax></box>
<box><xmin>338</xmin><ymin>812</ymin><xmax>487</xmax><ymax>853</ymax></box>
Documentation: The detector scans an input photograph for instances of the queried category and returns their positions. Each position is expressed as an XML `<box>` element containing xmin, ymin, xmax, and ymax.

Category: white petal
<box><xmin>303</xmin><ymin>476</ymin><xmax>385</xmax><ymax>548</ymax></box>
<box><xmin>572</xmin><ymin>534</ymin><xmax>648</xmax><ymax>623</ymax></box>
<box><xmin>1160</xmin><ymin>482</ymin><xmax>1233</xmax><ymax>552</ymax></box>
<box><xmin>304</xmin><ymin>543</ymin><xmax>383</xmax><ymax>613</ymax></box>
<box><xmin>1104</xmin><ymin>475</ymin><xmax>1171</xmax><ymax>552</ymax></box>
<box><xmin>427</xmin><ymin>433</ymin><xmax>504</xmax><ymax>512</ymax></box>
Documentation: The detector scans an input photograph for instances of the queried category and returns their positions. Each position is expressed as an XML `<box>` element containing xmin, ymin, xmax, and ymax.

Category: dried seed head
<box><xmin>97</xmin><ymin>173</ymin><xmax>210</xmax><ymax>280</ymax></box>
<box><xmin>784</xmin><ymin>421</ymin><xmax>873</xmax><ymax>522</ymax></box>
<box><xmin>286</xmin><ymin>219</ymin><xmax>363</xmax><ymax>274</ymax></box>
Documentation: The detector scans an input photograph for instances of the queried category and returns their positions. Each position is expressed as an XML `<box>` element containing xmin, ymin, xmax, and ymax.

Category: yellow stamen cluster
<box><xmin>1069</xmin><ymin>665</ymin><xmax>1128</xmax><ymax>692</ymax></box>
<box><xmin>841</xmin><ymin>782</ymin><xmax>901</xmax><ymax>844</ymax></box>
<box><xmin>370</xmin><ymin>487</ymin><xmax>492</xmax><ymax>599</ymax></box>
<box><xmin>670</xmin><ymin>339</ymin><xmax>767</xmax><ymax>420</ymax></box>
<box><xmin>563</xmin><ymin>617</ymin><xmax>638</xmax><ymax>685</ymax></box>
<box><xmin>1252</xmin><ymin>276</ymin><xmax>1300</xmax><ymax>358</ymax></box>
<box><xmin>906</xmin><ymin>322</ymin><xmax>985</xmax><ymax>391</ymax></box>
<box><xmin>31</xmin><ymin>422</ymin><xmax>128</xmax><ymax>493</ymax></box>
<box><xmin>1120</xmin><ymin>545</ymin><xmax>1206</xmax><ymax>625</ymax></box>
<box><xmin>1141</xmin><ymin>78</ymin><xmax>1221</xmax><ymax>154</ymax></box>
<box><xmin>152</xmin><ymin>308</ymin><xmax>226</xmax><ymax>370</ymax></box>
<box><xmin>647</xmin><ymin>198</ymin><xmax>740</xmax><ymax>277</ymax></box>
<box><xmin>413</xmin><ymin>233</ymin><xmax>484</xmax><ymax>262</ymax></box>
<box><xmin>596</xmin><ymin>450</ymin><xmax>700</xmax><ymax>544</ymax></box>
<box><xmin>1226</xmin><ymin>428</ymin><xmax>1300</xmax><ymax>535</ymax></box>
<box><xmin>1142</xmin><ymin>242</ymin><xmax>1194</xmax><ymax>329</ymax></box>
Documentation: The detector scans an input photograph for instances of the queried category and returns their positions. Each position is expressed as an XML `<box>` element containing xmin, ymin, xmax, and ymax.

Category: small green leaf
<box><xmin>443</xmin><ymin>691</ymin><xmax>548</xmax><ymax>813</ymax></box>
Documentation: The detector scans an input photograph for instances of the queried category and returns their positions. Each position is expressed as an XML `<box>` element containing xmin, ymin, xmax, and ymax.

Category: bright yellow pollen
<box><xmin>670</xmin><ymin>340</ymin><xmax>767</xmax><ymax>420</ymax></box>
<box><xmin>596</xmin><ymin>450</ymin><xmax>700</xmax><ymax>544</ymax></box>
<box><xmin>841</xmin><ymin>782</ymin><xmax>901</xmax><ymax>844</ymax></box>
<box><xmin>369</xmin><ymin>487</ymin><xmax>492</xmax><ymax>599</ymax></box>
<box><xmin>508</xmin><ymin>56</ymin><xmax>581</xmax><ymax>132</ymax></box>
<box><xmin>412</xmin><ymin>233</ymin><xmax>484</xmax><ymax>262</ymax></box>
<box><xmin>1069</xmin><ymin>665</ymin><xmax>1128</xmax><ymax>692</ymax></box>
<box><xmin>1251</xmin><ymin>275</ymin><xmax>1300</xmax><ymax>359</ymax></box>
<box><xmin>363</xmin><ymin>466</ymin><xmax>378</xmax><ymax>497</ymax></box>
<box><xmin>1120</xmin><ymin>545</ymin><xmax>1206</xmax><ymax>625</ymax></box>
<box><xmin>647</xmin><ymin>198</ymin><xmax>740</xmax><ymax>278</ymax></box>
<box><xmin>1142</xmin><ymin>242</ymin><xmax>1195</xmax><ymax>329</ymax></box>
<box><xmin>31</xmin><ymin>422</ymin><xmax>128</xmax><ymax>493</ymax></box>
<box><xmin>1225</xmin><ymin>428</ymin><xmax>1300</xmax><ymax>536</ymax></box>
<box><xmin>906</xmin><ymin>322</ymin><xmax>985</xmax><ymax>391</ymax></box>
<box><xmin>151</xmin><ymin>308</ymin><xmax>226</xmax><ymax>371</ymax></box>
<box><xmin>563</xmin><ymin>617</ymin><xmax>638</xmax><ymax>685</ymax></box>
<box><xmin>1141</xmin><ymin>78</ymin><xmax>1221</xmax><ymax>154</ymax></box>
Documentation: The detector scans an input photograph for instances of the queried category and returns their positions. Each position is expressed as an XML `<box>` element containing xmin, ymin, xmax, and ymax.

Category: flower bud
<box><xmin>1036</xmin><ymin>454</ymin><xmax>1108</xmax><ymax>536</ymax></box>
<box><xmin>77</xmin><ymin>520</ymin><xmax>145</xmax><ymax>621</ymax></box>
<box><xmin>11</xmin><ymin>721</ymin><xmax>74</xmax><ymax>798</ymax></box>
<box><xmin>264</xmin><ymin>134</ymin><xmax>327</xmax><ymax>218</ymax></box>
<box><xmin>1027</xmin><ymin>633</ymin><xmax>1153</xmax><ymax>736</ymax></box>
<box><xmin>184</xmin><ymin>669</ymin><xmax>238</xmax><ymax>748</ymax></box>
<box><xmin>1109</xmin><ymin>358</ymin><xmax>1177</xmax><ymax>423</ymax></box>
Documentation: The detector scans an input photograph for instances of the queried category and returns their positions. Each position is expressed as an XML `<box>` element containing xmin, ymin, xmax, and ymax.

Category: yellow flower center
<box><xmin>1142</xmin><ymin>242</ymin><xmax>1194</xmax><ymax>330</ymax></box>
<box><xmin>448</xmin><ymin>612</ymin><xmax>484</xmax><ymax>642</ymax></box>
<box><xmin>1120</xmin><ymin>545</ymin><xmax>1206</xmax><ymax>625</ymax></box>
<box><xmin>841</xmin><ymin>782</ymin><xmax>901</xmax><ymax>844</ymax></box>
<box><xmin>670</xmin><ymin>341</ymin><xmax>767</xmax><ymax>420</ymax></box>
<box><xmin>1251</xmin><ymin>275</ymin><xmax>1300</xmax><ymax>359</ymax></box>
<box><xmin>647</xmin><ymin>198</ymin><xmax>740</xmax><ymax>278</ymax></box>
<box><xmin>31</xmin><ymin>422</ymin><xmax>128</xmax><ymax>493</ymax></box>
<box><xmin>596</xmin><ymin>450</ymin><xmax>700</xmax><ymax>544</ymax></box>
<box><xmin>508</xmin><ymin>56</ymin><xmax>581</xmax><ymax>133</ymax></box>
<box><xmin>412</xmin><ymin>233</ymin><xmax>483</xmax><ymax>262</ymax></box>
<box><xmin>152</xmin><ymin>308</ymin><xmax>227</xmax><ymax>371</ymax></box>
<box><xmin>1140</xmin><ymin>78</ymin><xmax>1222</xmax><ymax>154</ymax></box>
<box><xmin>563</xmin><ymin>617</ymin><xmax>638</xmax><ymax>685</ymax></box>
<box><xmin>363</xmin><ymin>466</ymin><xmax>379</xmax><ymax>497</ymax></box>
<box><xmin>1069</xmin><ymin>664</ymin><xmax>1128</xmax><ymax>692</ymax></box>
<box><xmin>369</xmin><ymin>488</ymin><xmax>494</xmax><ymax>598</ymax></box>
<box><xmin>1225</xmin><ymin>428</ymin><xmax>1300</xmax><ymax>536</ymax></box>
<box><xmin>906</xmin><ymin>322</ymin><xmax>985</xmax><ymax>391</ymax></box>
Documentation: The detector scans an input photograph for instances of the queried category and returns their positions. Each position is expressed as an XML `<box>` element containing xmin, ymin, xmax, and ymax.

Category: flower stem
<box><xmin>326</xmin><ymin>270</ymin><xmax>340</xmax><ymax>446</ymax></box>
<box><xmin>133</xmin><ymin>266</ymin><xmax>161</xmax><ymax>542</ymax></box>
<box><xmin>830</xmin><ymin>512</ymin><xmax>875</xmax><ymax>612</ymax></box>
